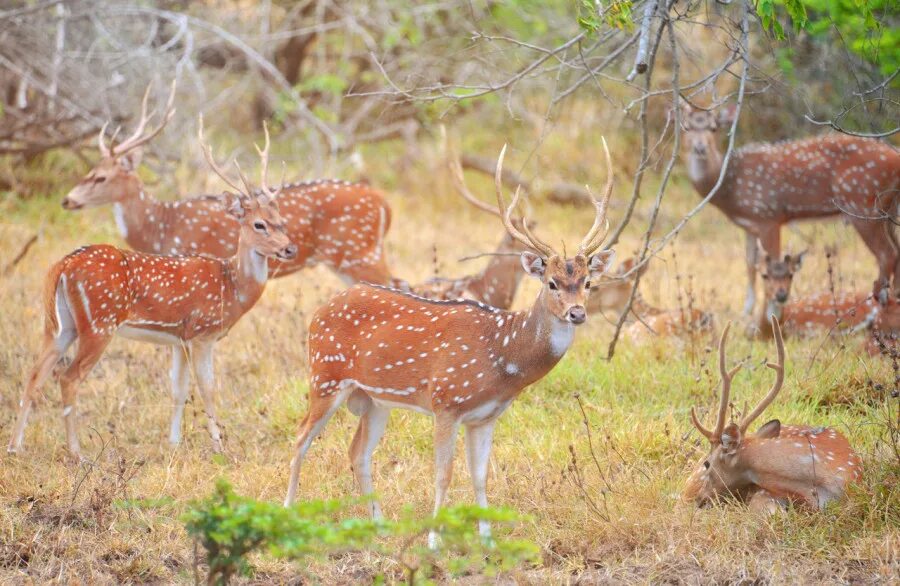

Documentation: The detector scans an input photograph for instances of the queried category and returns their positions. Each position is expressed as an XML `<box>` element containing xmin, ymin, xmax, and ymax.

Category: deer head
<box><xmin>493</xmin><ymin>141</ymin><xmax>616</xmax><ymax>324</ymax></box>
<box><xmin>683</xmin><ymin>319</ymin><xmax>786</xmax><ymax>507</ymax></box>
<box><xmin>198</xmin><ymin>117</ymin><xmax>296</xmax><ymax>261</ymax></box>
<box><xmin>63</xmin><ymin>81</ymin><xmax>177</xmax><ymax>210</ymax></box>
<box><xmin>760</xmin><ymin>251</ymin><xmax>806</xmax><ymax>317</ymax></box>
<box><xmin>679</xmin><ymin>99</ymin><xmax>736</xmax><ymax>159</ymax></box>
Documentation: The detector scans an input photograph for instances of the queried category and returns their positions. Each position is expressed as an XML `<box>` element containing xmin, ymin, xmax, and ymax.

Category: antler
<box><xmin>690</xmin><ymin>322</ymin><xmax>743</xmax><ymax>442</ymax></box>
<box><xmin>102</xmin><ymin>80</ymin><xmax>177</xmax><ymax>157</ymax></box>
<box><xmin>494</xmin><ymin>145</ymin><xmax>556</xmax><ymax>258</ymax></box>
<box><xmin>254</xmin><ymin>121</ymin><xmax>284</xmax><ymax>204</ymax></box>
<box><xmin>577</xmin><ymin>136</ymin><xmax>615</xmax><ymax>257</ymax></box>
<box><xmin>197</xmin><ymin>115</ymin><xmax>245</xmax><ymax>195</ymax></box>
<box><xmin>739</xmin><ymin>317</ymin><xmax>785</xmax><ymax>433</ymax></box>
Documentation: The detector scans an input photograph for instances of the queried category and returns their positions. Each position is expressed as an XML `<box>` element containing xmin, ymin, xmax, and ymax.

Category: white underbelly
<box><xmin>371</xmin><ymin>397</ymin><xmax>433</xmax><ymax>416</ymax></box>
<box><xmin>118</xmin><ymin>325</ymin><xmax>182</xmax><ymax>345</ymax></box>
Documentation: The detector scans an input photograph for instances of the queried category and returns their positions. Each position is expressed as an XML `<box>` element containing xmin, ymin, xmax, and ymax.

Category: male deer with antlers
<box><xmin>756</xmin><ymin>252</ymin><xmax>879</xmax><ymax>338</ymax></box>
<box><xmin>680</xmin><ymin>100</ymin><xmax>900</xmax><ymax>314</ymax></box>
<box><xmin>8</xmin><ymin>120</ymin><xmax>296</xmax><ymax>458</ymax></box>
<box><xmin>61</xmin><ymin>82</ymin><xmax>398</xmax><ymax>286</ymax></box>
<box><xmin>684</xmin><ymin>319</ymin><xmax>861</xmax><ymax>512</ymax></box>
<box><xmin>284</xmin><ymin>141</ymin><xmax>618</xmax><ymax>545</ymax></box>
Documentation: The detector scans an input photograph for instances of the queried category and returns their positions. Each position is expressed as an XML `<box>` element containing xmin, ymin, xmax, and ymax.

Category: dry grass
<box><xmin>0</xmin><ymin>117</ymin><xmax>898</xmax><ymax>584</ymax></box>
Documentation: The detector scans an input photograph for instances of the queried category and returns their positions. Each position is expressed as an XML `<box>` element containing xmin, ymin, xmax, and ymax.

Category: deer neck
<box><xmin>499</xmin><ymin>290</ymin><xmax>576</xmax><ymax>390</ymax></box>
<box><xmin>115</xmin><ymin>177</ymin><xmax>169</xmax><ymax>253</ymax></box>
<box><xmin>227</xmin><ymin>235</ymin><xmax>269</xmax><ymax>311</ymax></box>
<box><xmin>757</xmin><ymin>300</ymin><xmax>783</xmax><ymax>338</ymax></box>
<box><xmin>686</xmin><ymin>147</ymin><xmax>724</xmax><ymax>197</ymax></box>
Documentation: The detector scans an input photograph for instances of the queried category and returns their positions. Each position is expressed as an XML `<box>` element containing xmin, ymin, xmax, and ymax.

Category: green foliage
<box><xmin>183</xmin><ymin>480</ymin><xmax>539</xmax><ymax>585</ymax></box>
<box><xmin>578</xmin><ymin>0</ymin><xmax>634</xmax><ymax>32</ymax></box>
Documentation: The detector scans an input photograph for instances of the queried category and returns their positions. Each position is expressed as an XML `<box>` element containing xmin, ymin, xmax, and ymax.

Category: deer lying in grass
<box><xmin>756</xmin><ymin>253</ymin><xmax>879</xmax><ymax>339</ymax></box>
<box><xmin>8</xmin><ymin>120</ymin><xmax>296</xmax><ymax>458</ymax></box>
<box><xmin>684</xmin><ymin>319</ymin><xmax>861</xmax><ymax>512</ymax></box>
<box><xmin>61</xmin><ymin>82</ymin><xmax>399</xmax><ymax>286</ymax></box>
<box><xmin>285</xmin><ymin>141</ymin><xmax>618</xmax><ymax>546</ymax></box>
<box><xmin>586</xmin><ymin>257</ymin><xmax>713</xmax><ymax>342</ymax></box>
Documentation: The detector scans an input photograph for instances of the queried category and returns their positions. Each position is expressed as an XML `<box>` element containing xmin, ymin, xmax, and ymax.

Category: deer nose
<box><xmin>281</xmin><ymin>244</ymin><xmax>298</xmax><ymax>259</ymax></box>
<box><xmin>775</xmin><ymin>290</ymin><xmax>788</xmax><ymax>303</ymax></box>
<box><xmin>61</xmin><ymin>197</ymin><xmax>78</xmax><ymax>210</ymax></box>
<box><xmin>692</xmin><ymin>143</ymin><xmax>706</xmax><ymax>156</ymax></box>
<box><xmin>567</xmin><ymin>305</ymin><xmax>586</xmax><ymax>325</ymax></box>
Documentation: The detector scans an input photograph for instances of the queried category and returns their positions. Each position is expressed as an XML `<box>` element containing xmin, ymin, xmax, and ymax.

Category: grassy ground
<box><xmin>0</xmin><ymin>125</ymin><xmax>898</xmax><ymax>584</ymax></box>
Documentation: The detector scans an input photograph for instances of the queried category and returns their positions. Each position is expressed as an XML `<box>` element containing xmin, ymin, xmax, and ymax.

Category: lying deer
<box><xmin>61</xmin><ymin>82</ymin><xmax>398</xmax><ymax>285</ymax></box>
<box><xmin>757</xmin><ymin>253</ymin><xmax>879</xmax><ymax>338</ymax></box>
<box><xmin>684</xmin><ymin>319</ymin><xmax>862</xmax><ymax>512</ymax></box>
<box><xmin>285</xmin><ymin>141</ymin><xmax>618</xmax><ymax>546</ymax></box>
<box><xmin>8</xmin><ymin>120</ymin><xmax>296</xmax><ymax>458</ymax></box>
<box><xmin>586</xmin><ymin>257</ymin><xmax>713</xmax><ymax>342</ymax></box>
<box><xmin>680</xmin><ymin>100</ymin><xmax>900</xmax><ymax>313</ymax></box>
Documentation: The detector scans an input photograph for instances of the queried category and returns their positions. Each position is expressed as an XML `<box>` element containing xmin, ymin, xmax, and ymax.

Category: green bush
<box><xmin>183</xmin><ymin>480</ymin><xmax>540</xmax><ymax>585</ymax></box>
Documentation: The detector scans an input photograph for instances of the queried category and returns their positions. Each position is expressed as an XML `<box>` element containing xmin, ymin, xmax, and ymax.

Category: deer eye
<box><xmin>94</xmin><ymin>176</ymin><xmax>106</xmax><ymax>183</ymax></box>
<box><xmin>253</xmin><ymin>221</ymin><xmax>267</xmax><ymax>233</ymax></box>
<box><xmin>761</xmin><ymin>274</ymin><xmax>769</xmax><ymax>280</ymax></box>
<box><xmin>584</xmin><ymin>280</ymin><xmax>591</xmax><ymax>289</ymax></box>
<box><xmin>703</xmin><ymin>461</ymin><xmax>710</xmax><ymax>469</ymax></box>
<box><xmin>548</xmin><ymin>280</ymin><xmax>558</xmax><ymax>291</ymax></box>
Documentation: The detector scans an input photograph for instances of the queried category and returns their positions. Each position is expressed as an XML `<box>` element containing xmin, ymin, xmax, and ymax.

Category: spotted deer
<box><xmin>757</xmin><ymin>253</ymin><xmax>879</xmax><ymax>338</ymax></box>
<box><xmin>684</xmin><ymin>319</ymin><xmax>861</xmax><ymax>513</ymax></box>
<box><xmin>585</xmin><ymin>257</ymin><xmax>713</xmax><ymax>342</ymax></box>
<box><xmin>284</xmin><ymin>141</ymin><xmax>618</xmax><ymax>545</ymax></box>
<box><xmin>867</xmin><ymin>297</ymin><xmax>900</xmax><ymax>356</ymax></box>
<box><xmin>62</xmin><ymin>82</ymin><xmax>398</xmax><ymax>285</ymax></box>
<box><xmin>7</xmin><ymin>120</ymin><xmax>297</xmax><ymax>458</ymax></box>
<box><xmin>680</xmin><ymin>100</ymin><xmax>900</xmax><ymax>314</ymax></box>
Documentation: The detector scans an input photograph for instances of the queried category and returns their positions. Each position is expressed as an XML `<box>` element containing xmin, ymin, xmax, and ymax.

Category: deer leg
<box><xmin>348</xmin><ymin>400</ymin><xmax>390</xmax><ymax>519</ymax></box>
<box><xmin>168</xmin><ymin>345</ymin><xmax>191</xmax><ymax>446</ymax></box>
<box><xmin>748</xmin><ymin>489</ymin><xmax>783</xmax><ymax>515</ymax></box>
<box><xmin>189</xmin><ymin>341</ymin><xmax>223</xmax><ymax>454</ymax></box>
<box><xmin>850</xmin><ymin>218</ymin><xmax>896</xmax><ymax>304</ymax></box>
<box><xmin>57</xmin><ymin>334</ymin><xmax>112</xmax><ymax>459</ymax></box>
<box><xmin>285</xmin><ymin>383</ymin><xmax>354</xmax><ymax>506</ymax></box>
<box><xmin>743</xmin><ymin>232</ymin><xmax>759</xmax><ymax>315</ymax></box>
<box><xmin>465</xmin><ymin>420</ymin><xmax>496</xmax><ymax>541</ymax></box>
<box><xmin>428</xmin><ymin>416</ymin><xmax>460</xmax><ymax>549</ymax></box>
<box><xmin>9</xmin><ymin>282</ymin><xmax>78</xmax><ymax>454</ymax></box>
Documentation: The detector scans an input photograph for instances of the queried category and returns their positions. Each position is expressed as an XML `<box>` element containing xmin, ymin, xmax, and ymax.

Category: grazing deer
<box><xmin>584</xmin><ymin>257</ymin><xmax>713</xmax><ymax>341</ymax></box>
<box><xmin>285</xmin><ymin>141</ymin><xmax>618</xmax><ymax>545</ymax></box>
<box><xmin>684</xmin><ymin>320</ymin><xmax>861</xmax><ymax>512</ymax></box>
<box><xmin>680</xmin><ymin>100</ymin><xmax>900</xmax><ymax>314</ymax></box>
<box><xmin>7</xmin><ymin>120</ymin><xmax>296</xmax><ymax>458</ymax></box>
<box><xmin>61</xmin><ymin>82</ymin><xmax>397</xmax><ymax>286</ymax></box>
<box><xmin>757</xmin><ymin>253</ymin><xmax>879</xmax><ymax>338</ymax></box>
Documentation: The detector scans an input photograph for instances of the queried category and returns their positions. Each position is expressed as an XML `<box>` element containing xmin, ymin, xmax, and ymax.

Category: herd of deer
<box><xmin>5</xmin><ymin>83</ymin><xmax>898</xmax><ymax>539</ymax></box>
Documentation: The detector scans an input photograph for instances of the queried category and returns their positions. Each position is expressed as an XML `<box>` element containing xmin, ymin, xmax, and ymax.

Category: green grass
<box><xmin>0</xmin><ymin>117</ymin><xmax>898</xmax><ymax>583</ymax></box>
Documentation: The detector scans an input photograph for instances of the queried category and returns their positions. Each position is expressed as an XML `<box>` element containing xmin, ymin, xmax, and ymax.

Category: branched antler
<box><xmin>100</xmin><ymin>80</ymin><xmax>177</xmax><ymax>157</ymax></box>
<box><xmin>577</xmin><ymin>136</ymin><xmax>615</xmax><ymax>257</ymax></box>
<box><xmin>690</xmin><ymin>322</ymin><xmax>743</xmax><ymax>442</ymax></box>
<box><xmin>740</xmin><ymin>317</ymin><xmax>785</xmax><ymax>433</ymax></box>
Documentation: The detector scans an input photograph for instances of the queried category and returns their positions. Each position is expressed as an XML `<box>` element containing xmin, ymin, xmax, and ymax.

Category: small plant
<box><xmin>183</xmin><ymin>480</ymin><xmax>539</xmax><ymax>585</ymax></box>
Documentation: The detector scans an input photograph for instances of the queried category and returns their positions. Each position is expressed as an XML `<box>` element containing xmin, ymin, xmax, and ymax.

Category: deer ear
<box><xmin>520</xmin><ymin>251</ymin><xmax>545</xmax><ymax>279</ymax></box>
<box><xmin>118</xmin><ymin>148</ymin><xmax>143</xmax><ymax>172</ymax></box>
<box><xmin>791</xmin><ymin>250</ymin><xmax>807</xmax><ymax>270</ymax></box>
<box><xmin>717</xmin><ymin>103</ymin><xmax>737</xmax><ymax>127</ymax></box>
<box><xmin>755</xmin><ymin>419</ymin><xmax>781</xmax><ymax>439</ymax></box>
<box><xmin>222</xmin><ymin>192</ymin><xmax>246</xmax><ymax>219</ymax></box>
<box><xmin>720</xmin><ymin>423</ymin><xmax>742</xmax><ymax>453</ymax></box>
<box><xmin>589</xmin><ymin>249</ymin><xmax>616</xmax><ymax>278</ymax></box>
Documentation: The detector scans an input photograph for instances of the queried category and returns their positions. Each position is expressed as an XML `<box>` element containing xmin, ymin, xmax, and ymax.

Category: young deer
<box><xmin>8</xmin><ymin>121</ymin><xmax>296</xmax><ymax>458</ymax></box>
<box><xmin>757</xmin><ymin>253</ymin><xmax>879</xmax><ymax>338</ymax></box>
<box><xmin>409</xmin><ymin>150</ymin><xmax>530</xmax><ymax>308</ymax></box>
<box><xmin>684</xmin><ymin>320</ymin><xmax>861</xmax><ymax>512</ymax></box>
<box><xmin>285</xmin><ymin>142</ymin><xmax>618</xmax><ymax>545</ymax></box>
<box><xmin>680</xmin><ymin>100</ymin><xmax>900</xmax><ymax>314</ymax></box>
<box><xmin>62</xmin><ymin>82</ymin><xmax>397</xmax><ymax>285</ymax></box>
